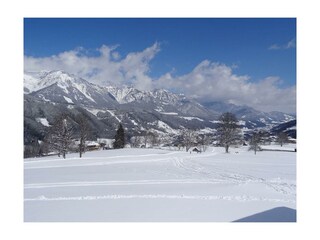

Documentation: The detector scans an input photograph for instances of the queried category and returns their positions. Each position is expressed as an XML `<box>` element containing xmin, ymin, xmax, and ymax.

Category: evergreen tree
<box><xmin>113</xmin><ymin>124</ymin><xmax>125</xmax><ymax>149</ymax></box>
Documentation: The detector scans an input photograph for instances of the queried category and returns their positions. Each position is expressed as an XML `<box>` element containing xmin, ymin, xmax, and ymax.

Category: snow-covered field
<box><xmin>24</xmin><ymin>146</ymin><xmax>296</xmax><ymax>222</ymax></box>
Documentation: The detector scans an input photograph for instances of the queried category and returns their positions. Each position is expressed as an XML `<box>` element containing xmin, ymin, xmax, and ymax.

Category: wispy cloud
<box><xmin>269</xmin><ymin>38</ymin><xmax>296</xmax><ymax>50</ymax></box>
<box><xmin>268</xmin><ymin>44</ymin><xmax>281</xmax><ymax>50</ymax></box>
<box><xmin>285</xmin><ymin>39</ymin><xmax>296</xmax><ymax>49</ymax></box>
<box><xmin>24</xmin><ymin>43</ymin><xmax>296</xmax><ymax>113</ymax></box>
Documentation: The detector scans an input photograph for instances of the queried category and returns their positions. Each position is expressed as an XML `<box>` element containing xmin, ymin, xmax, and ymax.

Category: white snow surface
<box><xmin>259</xmin><ymin>118</ymin><xmax>266</xmax><ymax>123</ymax></box>
<box><xmin>35</xmin><ymin>118</ymin><xmax>50</xmax><ymax>127</ymax></box>
<box><xmin>63</xmin><ymin>96</ymin><xmax>73</xmax><ymax>104</ymax></box>
<box><xmin>24</xmin><ymin>73</ymin><xmax>40</xmax><ymax>93</ymax></box>
<box><xmin>238</xmin><ymin>120</ymin><xmax>246</xmax><ymax>126</ymax></box>
<box><xmin>159</xmin><ymin>112</ymin><xmax>178</xmax><ymax>115</ymax></box>
<box><xmin>24</xmin><ymin>147</ymin><xmax>296</xmax><ymax>222</ymax></box>
<box><xmin>261</xmin><ymin>143</ymin><xmax>296</xmax><ymax>152</ymax></box>
<box><xmin>130</xmin><ymin>118</ymin><xmax>138</xmax><ymax>126</ymax></box>
<box><xmin>156</xmin><ymin>121</ymin><xmax>179</xmax><ymax>134</ymax></box>
<box><xmin>85</xmin><ymin>108</ymin><xmax>103</xmax><ymax>116</ymax></box>
<box><xmin>180</xmin><ymin>116</ymin><xmax>204</xmax><ymax>121</ymax></box>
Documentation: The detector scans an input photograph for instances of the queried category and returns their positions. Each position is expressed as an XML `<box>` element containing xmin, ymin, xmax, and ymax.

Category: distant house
<box><xmin>192</xmin><ymin>147</ymin><xmax>201</xmax><ymax>153</ymax></box>
<box><xmin>85</xmin><ymin>141</ymin><xmax>100</xmax><ymax>151</ymax></box>
<box><xmin>97</xmin><ymin>138</ymin><xmax>115</xmax><ymax>149</ymax></box>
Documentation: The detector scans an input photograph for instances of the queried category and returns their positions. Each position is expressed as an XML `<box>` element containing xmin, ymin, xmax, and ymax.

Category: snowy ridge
<box><xmin>25</xmin><ymin>71</ymin><xmax>186</xmax><ymax>106</ymax></box>
<box><xmin>104</xmin><ymin>86</ymin><xmax>183</xmax><ymax>105</ymax></box>
<box><xmin>24</xmin><ymin>70</ymin><xmax>296</xmax><ymax>139</ymax></box>
<box><xmin>106</xmin><ymin>110</ymin><xmax>121</xmax><ymax>122</ymax></box>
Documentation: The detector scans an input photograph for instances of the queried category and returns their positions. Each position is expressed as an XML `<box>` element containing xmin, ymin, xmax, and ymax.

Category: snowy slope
<box><xmin>24</xmin><ymin>146</ymin><xmax>296</xmax><ymax>221</ymax></box>
<box><xmin>24</xmin><ymin>72</ymin><xmax>42</xmax><ymax>93</ymax></box>
<box><xmin>24</xmin><ymin>70</ymin><xmax>295</xmax><ymax>127</ymax></box>
<box><xmin>23</xmin><ymin>70</ymin><xmax>296</xmax><ymax>145</ymax></box>
<box><xmin>202</xmin><ymin>101</ymin><xmax>295</xmax><ymax>128</ymax></box>
<box><xmin>26</xmin><ymin>70</ymin><xmax>119</xmax><ymax>107</ymax></box>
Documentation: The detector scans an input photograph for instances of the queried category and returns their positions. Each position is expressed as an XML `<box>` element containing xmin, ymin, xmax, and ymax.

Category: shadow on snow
<box><xmin>233</xmin><ymin>207</ymin><xmax>296</xmax><ymax>222</ymax></box>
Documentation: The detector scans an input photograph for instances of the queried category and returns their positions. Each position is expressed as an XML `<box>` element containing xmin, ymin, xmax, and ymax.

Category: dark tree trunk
<box><xmin>225</xmin><ymin>144</ymin><xmax>229</xmax><ymax>153</ymax></box>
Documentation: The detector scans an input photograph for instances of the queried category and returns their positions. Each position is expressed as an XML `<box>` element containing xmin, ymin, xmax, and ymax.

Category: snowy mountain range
<box><xmin>24</xmin><ymin>70</ymin><xmax>296</xmax><ymax>144</ymax></box>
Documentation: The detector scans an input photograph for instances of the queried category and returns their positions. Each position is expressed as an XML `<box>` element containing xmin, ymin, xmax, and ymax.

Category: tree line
<box><xmin>24</xmin><ymin>113</ymin><xmax>125</xmax><ymax>158</ymax></box>
<box><xmin>24</xmin><ymin>112</ymin><xmax>290</xmax><ymax>158</ymax></box>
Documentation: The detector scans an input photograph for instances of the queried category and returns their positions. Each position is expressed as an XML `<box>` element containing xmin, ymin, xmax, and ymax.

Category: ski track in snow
<box><xmin>25</xmin><ymin>178</ymin><xmax>295</xmax><ymax>196</ymax></box>
<box><xmin>24</xmin><ymin>194</ymin><xmax>295</xmax><ymax>203</ymax></box>
<box><xmin>24</xmin><ymin>149</ymin><xmax>296</xmax><ymax>213</ymax></box>
<box><xmin>24</xmin><ymin>151</ymin><xmax>185</xmax><ymax>164</ymax></box>
<box><xmin>25</xmin><ymin>155</ymin><xmax>296</xmax><ymax>197</ymax></box>
<box><xmin>170</xmin><ymin>156</ymin><xmax>296</xmax><ymax>196</ymax></box>
<box><xmin>25</xmin><ymin>157</ymin><xmax>173</xmax><ymax>169</ymax></box>
<box><xmin>24</xmin><ymin>179</ymin><xmax>223</xmax><ymax>189</ymax></box>
<box><xmin>24</xmin><ymin>152</ymin><xmax>191</xmax><ymax>169</ymax></box>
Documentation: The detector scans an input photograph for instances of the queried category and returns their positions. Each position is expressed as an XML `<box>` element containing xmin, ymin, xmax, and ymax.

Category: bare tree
<box><xmin>46</xmin><ymin>114</ymin><xmax>74</xmax><ymax>159</ymax></box>
<box><xmin>130</xmin><ymin>135</ymin><xmax>142</xmax><ymax>148</ymax></box>
<box><xmin>277</xmin><ymin>132</ymin><xmax>289</xmax><ymax>147</ymax></box>
<box><xmin>248</xmin><ymin>131</ymin><xmax>262</xmax><ymax>154</ymax></box>
<box><xmin>149</xmin><ymin>130</ymin><xmax>159</xmax><ymax>147</ymax></box>
<box><xmin>141</xmin><ymin>129</ymin><xmax>149</xmax><ymax>147</ymax></box>
<box><xmin>198</xmin><ymin>134</ymin><xmax>211</xmax><ymax>152</ymax></box>
<box><xmin>140</xmin><ymin>128</ymin><xmax>159</xmax><ymax>148</ymax></box>
<box><xmin>181</xmin><ymin>129</ymin><xmax>196</xmax><ymax>152</ymax></box>
<box><xmin>216</xmin><ymin>112</ymin><xmax>242</xmax><ymax>153</ymax></box>
<box><xmin>257</xmin><ymin>130</ymin><xmax>271</xmax><ymax>145</ymax></box>
<box><xmin>38</xmin><ymin>140</ymin><xmax>49</xmax><ymax>156</ymax></box>
<box><xmin>76</xmin><ymin>115</ymin><xmax>90</xmax><ymax>158</ymax></box>
<box><xmin>158</xmin><ymin>134</ymin><xmax>172</xmax><ymax>148</ymax></box>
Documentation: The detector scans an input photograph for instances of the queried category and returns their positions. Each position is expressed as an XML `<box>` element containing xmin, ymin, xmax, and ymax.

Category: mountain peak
<box><xmin>24</xmin><ymin>70</ymin><xmax>295</xmax><ymax>132</ymax></box>
<box><xmin>24</xmin><ymin>70</ymin><xmax>89</xmax><ymax>94</ymax></box>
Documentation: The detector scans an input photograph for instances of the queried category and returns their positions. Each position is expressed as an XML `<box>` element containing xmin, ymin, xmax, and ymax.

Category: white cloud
<box><xmin>156</xmin><ymin>61</ymin><xmax>296</xmax><ymax>113</ymax></box>
<box><xmin>24</xmin><ymin>43</ymin><xmax>296</xmax><ymax>113</ymax></box>
<box><xmin>24</xmin><ymin>43</ymin><xmax>160</xmax><ymax>91</ymax></box>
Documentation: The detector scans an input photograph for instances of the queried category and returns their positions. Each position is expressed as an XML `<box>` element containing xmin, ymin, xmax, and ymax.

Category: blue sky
<box><xmin>24</xmin><ymin>18</ymin><xmax>296</xmax><ymax>113</ymax></box>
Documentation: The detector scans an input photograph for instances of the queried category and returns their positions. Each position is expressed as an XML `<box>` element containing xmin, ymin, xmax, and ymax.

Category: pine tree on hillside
<box><xmin>113</xmin><ymin>124</ymin><xmax>125</xmax><ymax>149</ymax></box>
